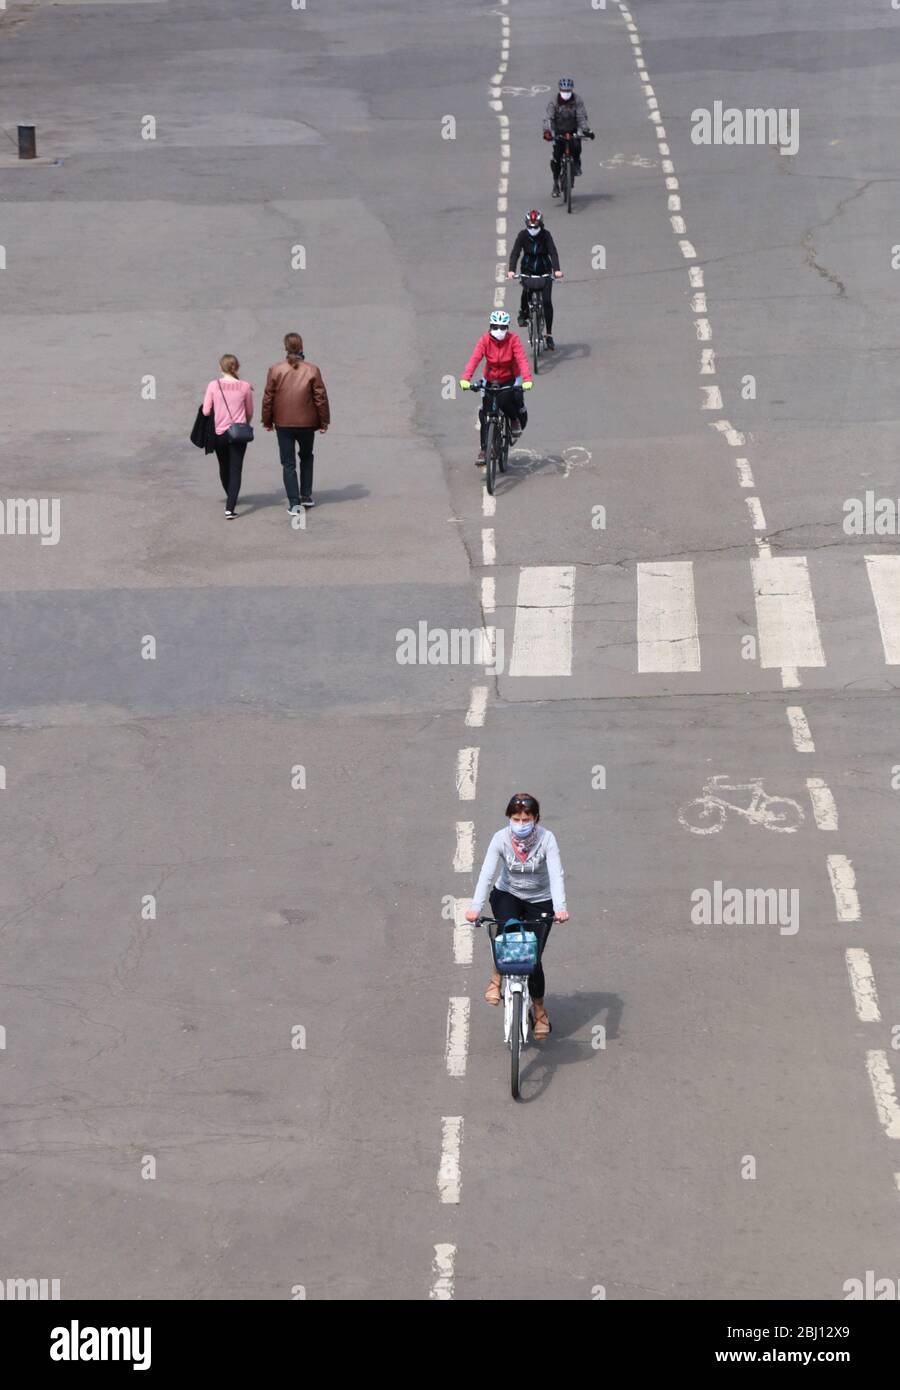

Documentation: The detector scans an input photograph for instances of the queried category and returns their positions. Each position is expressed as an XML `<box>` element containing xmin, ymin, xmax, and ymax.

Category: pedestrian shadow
<box><xmin>517</xmin><ymin>990</ymin><xmax>624</xmax><ymax>1103</ymax></box>
<box><xmin>232</xmin><ymin>484</ymin><xmax>369</xmax><ymax>516</ymax></box>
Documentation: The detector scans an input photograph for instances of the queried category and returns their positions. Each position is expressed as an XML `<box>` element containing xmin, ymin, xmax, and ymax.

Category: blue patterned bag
<box><xmin>493</xmin><ymin>922</ymin><xmax>539</xmax><ymax>975</ymax></box>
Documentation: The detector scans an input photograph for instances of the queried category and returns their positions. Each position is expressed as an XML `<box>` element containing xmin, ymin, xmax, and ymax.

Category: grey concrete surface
<box><xmin>1</xmin><ymin>0</ymin><xmax>899</xmax><ymax>1302</ymax></box>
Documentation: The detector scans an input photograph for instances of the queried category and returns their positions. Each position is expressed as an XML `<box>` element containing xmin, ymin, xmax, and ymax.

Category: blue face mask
<box><xmin>510</xmin><ymin>820</ymin><xmax>535</xmax><ymax>837</ymax></box>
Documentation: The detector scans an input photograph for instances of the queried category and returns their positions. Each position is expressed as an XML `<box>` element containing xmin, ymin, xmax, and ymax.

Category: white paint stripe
<box><xmin>482</xmin><ymin>528</ymin><xmax>496</xmax><ymax>566</ymax></box>
<box><xmin>465</xmin><ymin>685</ymin><xmax>488</xmax><ymax>728</ymax></box>
<box><xmin>806</xmin><ymin>778</ymin><xmax>840</xmax><ymax>828</ymax></box>
<box><xmin>637</xmin><ymin>561</ymin><xmax>700</xmax><ymax>673</ymax></box>
<box><xmin>865</xmin><ymin>1052</ymin><xmax>900</xmax><ymax>1138</ymax></box>
<box><xmin>658</xmin><ymin>142</ymin><xmax>670</xmax><ymax>155</ymax></box>
<box><xmin>670</xmin><ymin>215</ymin><xmax>686</xmax><ymax>234</ymax></box>
<box><xmin>496</xmin><ymin>239</ymin><xmax>506</xmax><ymax>257</ymax></box>
<box><xmin>482</xmin><ymin>576</ymin><xmax>496</xmax><ymax>614</ymax></box>
<box><xmin>497</xmin><ymin>197</ymin><xmax>507</xmax><ymax>213</ymax></box>
<box><xmin>756</xmin><ymin>538</ymin><xmax>772</xmax><ymax>558</ymax></box>
<box><xmin>786</xmin><ymin>706</ymin><xmax>814</xmax><ymax>752</ymax></box>
<box><xmin>496</xmin><ymin>217</ymin><xmax>506</xmax><ymax>234</ymax></box>
<box><xmin>668</xmin><ymin>194</ymin><xmax>681</xmax><ymax>212</ymax></box>
<box><xmin>781</xmin><ymin>666</ymin><xmax>800</xmax><ymax>688</ymax></box>
<box><xmin>865</xmin><ymin>556</ymin><xmax>900</xmax><ymax>663</ymax></box>
<box><xmin>752</xmin><ymin>556</ymin><xmax>824</xmax><ymax>669</ymax></box>
<box><xmin>508</xmin><ymin>566</ymin><xmax>576</xmax><ymax>677</ymax></box>
<box><xmin>430</xmin><ymin>1243</ymin><xmax>456</xmax><ymax>1300</ymax></box>
<box><xmin>438</xmin><ymin>1117</ymin><xmax>463</xmax><ymax>1203</ymax></box>
<box><xmin>456</xmin><ymin>747</ymin><xmax>479</xmax><ymax>801</ymax></box>
<box><xmin>679</xmin><ymin>240</ymin><xmax>696</xmax><ymax>259</ymax></box>
<box><xmin>482</xmin><ymin>489</ymin><xmax>496</xmax><ymax>517</ymax></box>
<box><xmin>452</xmin><ymin>897</ymin><xmax>474</xmax><ymax>964</ymax></box>
<box><xmin>691</xmin><ymin>292</ymin><xmax>707</xmax><ymax>312</ymax></box>
<box><xmin>445</xmin><ymin>997</ymin><xmax>471</xmax><ymax>1078</ymax></box>
<box><xmin>846</xmin><ymin>950</ymin><xmax>880</xmax><ymax>1022</ymax></box>
<box><xmin>827</xmin><ymin>854</ymin><xmax>860</xmax><ymax>922</ymax></box>
<box><xmin>895</xmin><ymin>1173</ymin><xmax>900</xmax><ymax>1197</ymax></box>
<box><xmin>695</xmin><ymin>318</ymin><xmax>712</xmax><ymax>340</ymax></box>
<box><xmin>701</xmin><ymin>385</ymin><xmax>722</xmax><ymax>410</ymax></box>
<box><xmin>661</xmin><ymin>159</ymin><xmax>674</xmax><ymax>173</ymax></box>
<box><xmin>656</xmin><ymin>125</ymin><xmax>666</xmax><ymax>138</ymax></box>
<box><xmin>453</xmin><ymin>822</ymin><xmax>474</xmax><ymax>873</ymax></box>
<box><xmin>700</xmin><ymin>348</ymin><xmax>716</xmax><ymax>375</ymax></box>
<box><xmin>807</xmin><ymin>778</ymin><xmax>837</xmax><ymax>830</ymax></box>
<box><xmin>736</xmin><ymin>457</ymin><xmax>754</xmax><ymax>487</ymax></box>
<box><xmin>689</xmin><ymin>266</ymin><xmax>704</xmax><ymax>287</ymax></box>
<box><xmin>746</xmin><ymin>496</ymin><xmax>766</xmax><ymax>530</ymax></box>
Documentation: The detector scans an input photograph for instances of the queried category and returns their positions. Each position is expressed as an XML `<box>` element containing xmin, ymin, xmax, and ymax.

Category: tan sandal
<box><xmin>532</xmin><ymin>1004</ymin><xmax>552</xmax><ymax>1039</ymax></box>
<box><xmin>484</xmin><ymin>977</ymin><xmax>501</xmax><ymax>1005</ymax></box>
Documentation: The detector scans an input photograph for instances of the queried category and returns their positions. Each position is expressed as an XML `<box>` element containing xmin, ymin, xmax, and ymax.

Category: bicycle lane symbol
<box><xmin>678</xmin><ymin>776</ymin><xmax>805</xmax><ymax>835</ymax></box>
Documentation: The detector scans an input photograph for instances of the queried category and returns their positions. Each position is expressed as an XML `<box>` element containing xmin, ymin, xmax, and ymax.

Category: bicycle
<box><xmin>469</xmin><ymin>379</ymin><xmax>518</xmax><ymax>496</ymax></box>
<box><xmin>477</xmin><ymin>913</ymin><xmax>552</xmax><ymax>1100</ymax></box>
<box><xmin>678</xmin><ymin>775</ymin><xmax>804</xmax><ymax>835</ymax></box>
<box><xmin>555</xmin><ymin>129</ymin><xmax>595</xmax><ymax>213</ymax></box>
<box><xmin>517</xmin><ymin>273</ymin><xmax>552</xmax><ymax>374</ymax></box>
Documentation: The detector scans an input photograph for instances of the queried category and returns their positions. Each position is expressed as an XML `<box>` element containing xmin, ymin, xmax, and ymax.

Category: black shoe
<box><xmin>545</xmin><ymin>336</ymin><xmax>555</xmax><ymax>351</ymax></box>
<box><xmin>300</xmin><ymin>497</ymin><xmax>315</xmax><ymax>508</ymax></box>
<box><xmin>517</xmin><ymin>313</ymin><xmax>528</xmax><ymax>327</ymax></box>
<box><xmin>552</xmin><ymin>183</ymin><xmax>560</xmax><ymax>198</ymax></box>
<box><xmin>574</xmin><ymin>163</ymin><xmax>582</xmax><ymax>177</ymax></box>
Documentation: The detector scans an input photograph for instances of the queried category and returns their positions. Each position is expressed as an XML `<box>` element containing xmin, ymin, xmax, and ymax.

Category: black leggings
<box><xmin>478</xmin><ymin>386</ymin><xmax>526</xmax><ymax>450</ymax></box>
<box><xmin>214</xmin><ymin>437</ymin><xmax>247</xmax><ymax>511</ymax></box>
<box><xmin>489</xmin><ymin>889</ymin><xmax>553</xmax><ymax>999</ymax></box>
<box><xmin>519</xmin><ymin>280</ymin><xmax>554</xmax><ymax>334</ymax></box>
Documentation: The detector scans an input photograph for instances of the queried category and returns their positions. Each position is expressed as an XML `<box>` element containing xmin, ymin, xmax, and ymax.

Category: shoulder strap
<box><xmin>216</xmin><ymin>379</ymin><xmax>236</xmax><ymax>423</ymax></box>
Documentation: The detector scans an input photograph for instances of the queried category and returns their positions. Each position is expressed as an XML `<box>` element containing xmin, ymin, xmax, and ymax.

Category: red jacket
<box><xmin>462</xmin><ymin>331</ymin><xmax>531</xmax><ymax>385</ymax></box>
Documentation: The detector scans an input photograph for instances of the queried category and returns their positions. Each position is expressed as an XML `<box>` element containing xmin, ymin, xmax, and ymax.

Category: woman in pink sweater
<box><xmin>202</xmin><ymin>355</ymin><xmax>254</xmax><ymax>518</ymax></box>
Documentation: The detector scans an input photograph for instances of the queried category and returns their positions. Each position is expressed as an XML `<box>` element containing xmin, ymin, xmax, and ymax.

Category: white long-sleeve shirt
<box><xmin>471</xmin><ymin>827</ymin><xmax>567</xmax><ymax>914</ymax></box>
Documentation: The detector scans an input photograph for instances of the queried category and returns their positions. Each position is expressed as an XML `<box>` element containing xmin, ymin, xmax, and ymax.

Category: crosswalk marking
<box><xmin>751</xmin><ymin>556</ymin><xmax>825</xmax><ymax>670</ymax></box>
<box><xmin>636</xmin><ymin>562</ymin><xmax>700</xmax><ymax>672</ymax></box>
<box><xmin>508</xmin><ymin>566</ymin><xmax>575</xmax><ymax>676</ymax></box>
<box><xmin>865</xmin><ymin>556</ymin><xmax>900</xmax><ymax>663</ymax></box>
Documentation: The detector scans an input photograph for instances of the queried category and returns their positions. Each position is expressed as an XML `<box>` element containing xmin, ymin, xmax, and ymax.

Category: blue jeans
<box><xmin>276</xmin><ymin>426</ymin><xmax>315</xmax><ymax>505</ymax></box>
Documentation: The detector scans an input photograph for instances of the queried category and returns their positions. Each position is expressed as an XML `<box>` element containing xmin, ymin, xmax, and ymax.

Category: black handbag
<box><xmin>217</xmin><ymin>380</ymin><xmax>254</xmax><ymax>443</ymax></box>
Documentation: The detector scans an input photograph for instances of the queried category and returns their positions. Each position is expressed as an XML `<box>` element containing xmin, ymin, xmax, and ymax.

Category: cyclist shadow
<box><xmin>533</xmin><ymin>341</ymin><xmax>590</xmax><ymax>373</ymax></box>
<box><xmin>518</xmin><ymin>990</ymin><xmax>623</xmax><ymax>1102</ymax></box>
<box><xmin>565</xmin><ymin>191</ymin><xmax>615</xmax><ymax>212</ymax></box>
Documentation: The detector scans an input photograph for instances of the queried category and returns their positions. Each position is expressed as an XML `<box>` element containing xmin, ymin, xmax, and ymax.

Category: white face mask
<box><xmin>490</xmin><ymin>328</ymin><xmax>508</xmax><ymax>340</ymax></box>
<box><xmin>559</xmin><ymin>91</ymin><xmax>573</xmax><ymax>101</ymax></box>
<box><xmin>510</xmin><ymin>820</ymin><xmax>535</xmax><ymax>838</ymax></box>
<box><xmin>527</xmin><ymin>227</ymin><xmax>541</xmax><ymax>236</ymax></box>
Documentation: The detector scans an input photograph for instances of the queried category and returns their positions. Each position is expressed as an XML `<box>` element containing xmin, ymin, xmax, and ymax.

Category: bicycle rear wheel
<box><xmin>485</xmin><ymin>419</ymin><xmax>498</xmax><ymax>495</ymax></box>
<box><xmin>510</xmin><ymin>990</ymin><xmax>522</xmax><ymax>1099</ymax></box>
<box><xmin>531</xmin><ymin>301</ymin><xmax>541</xmax><ymax>375</ymax></box>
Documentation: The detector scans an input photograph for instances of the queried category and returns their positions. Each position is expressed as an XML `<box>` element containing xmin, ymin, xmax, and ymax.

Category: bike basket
<box><xmin>492</xmin><ymin>926</ymin><xmax>539</xmax><ymax>975</ymax></box>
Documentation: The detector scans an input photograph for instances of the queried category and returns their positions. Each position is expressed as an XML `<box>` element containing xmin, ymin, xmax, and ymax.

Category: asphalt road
<box><xmin>2</xmin><ymin>0</ymin><xmax>900</xmax><ymax>1301</ymax></box>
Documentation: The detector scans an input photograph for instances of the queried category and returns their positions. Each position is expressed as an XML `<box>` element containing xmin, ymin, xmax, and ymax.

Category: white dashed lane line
<box><xmin>429</xmin><ymin>1244</ymin><xmax>457</xmax><ymax>1300</ymax></box>
<box><xmin>465</xmin><ymin>685</ymin><xmax>488</xmax><ymax>727</ymax></box>
<box><xmin>806</xmin><ymin>778</ymin><xmax>838</xmax><ymax>831</ymax></box>
<box><xmin>452</xmin><ymin>897</ymin><xmax>474</xmax><ymax>966</ymax></box>
<box><xmin>438</xmin><ymin>1117</ymin><xmax>464</xmax><ymax>1204</ymax></box>
<box><xmin>786</xmin><ymin>706</ymin><xmax>815</xmax><ymax>752</ymax></box>
<box><xmin>455</xmin><ymin>747</ymin><xmax>479</xmax><ymax>801</ymax></box>
<box><xmin>865</xmin><ymin>1052</ymin><xmax>900</xmax><ymax>1139</ymax></box>
<box><xmin>453</xmin><ymin>821</ymin><xmax>474</xmax><ymax>874</ymax></box>
<box><xmin>845</xmin><ymin>949</ymin><xmax>881</xmax><ymax>1023</ymax></box>
<box><xmin>827</xmin><ymin>854</ymin><xmax>861</xmax><ymax>922</ymax></box>
<box><xmin>445</xmin><ymin>997</ymin><xmax>471</xmax><ymax>1079</ymax></box>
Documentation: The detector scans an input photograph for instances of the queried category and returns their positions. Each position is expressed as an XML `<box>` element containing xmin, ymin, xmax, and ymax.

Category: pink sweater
<box><xmin>203</xmin><ymin>377</ymin><xmax>254</xmax><ymax>435</ymax></box>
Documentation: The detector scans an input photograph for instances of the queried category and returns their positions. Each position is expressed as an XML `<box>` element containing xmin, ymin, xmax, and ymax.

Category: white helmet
<box><xmin>489</xmin><ymin>310</ymin><xmax>511</xmax><ymax>327</ymax></box>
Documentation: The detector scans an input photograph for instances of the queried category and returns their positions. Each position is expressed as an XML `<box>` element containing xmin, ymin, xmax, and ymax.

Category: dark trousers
<box><xmin>489</xmin><ymin>889</ymin><xmax>553</xmax><ymax>998</ymax></box>
<box><xmin>519</xmin><ymin>281</ymin><xmax>554</xmax><ymax>334</ymax></box>
<box><xmin>276</xmin><ymin>426</ymin><xmax>315</xmax><ymax>505</ymax></box>
<box><xmin>478</xmin><ymin>385</ymin><xmax>526</xmax><ymax>450</ymax></box>
<box><xmin>551</xmin><ymin>135</ymin><xmax>582</xmax><ymax>178</ymax></box>
<box><xmin>214</xmin><ymin>437</ymin><xmax>247</xmax><ymax>511</ymax></box>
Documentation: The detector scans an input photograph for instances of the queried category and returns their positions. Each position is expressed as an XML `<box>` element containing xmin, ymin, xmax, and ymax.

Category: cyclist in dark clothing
<box><xmin>507</xmin><ymin>209</ymin><xmax>563</xmax><ymax>350</ymax></box>
<box><xmin>543</xmin><ymin>76</ymin><xmax>591</xmax><ymax>198</ymax></box>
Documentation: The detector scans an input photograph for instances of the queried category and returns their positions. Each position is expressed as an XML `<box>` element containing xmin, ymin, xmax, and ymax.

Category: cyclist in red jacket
<box><xmin>459</xmin><ymin>311</ymin><xmax>533</xmax><ymax>466</ymax></box>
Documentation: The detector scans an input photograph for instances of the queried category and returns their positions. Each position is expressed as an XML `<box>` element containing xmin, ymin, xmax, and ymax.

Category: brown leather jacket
<box><xmin>261</xmin><ymin>359</ymin><xmax>330</xmax><ymax>429</ymax></box>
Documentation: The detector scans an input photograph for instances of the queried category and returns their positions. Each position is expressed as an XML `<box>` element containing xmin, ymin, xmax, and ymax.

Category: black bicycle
<box><xmin>517</xmin><ymin>273</ymin><xmax>553</xmax><ymax>374</ymax></box>
<box><xmin>556</xmin><ymin>129</ymin><xmax>595</xmax><ymax>213</ymax></box>
<box><xmin>470</xmin><ymin>379</ymin><xmax>518</xmax><ymax>496</ymax></box>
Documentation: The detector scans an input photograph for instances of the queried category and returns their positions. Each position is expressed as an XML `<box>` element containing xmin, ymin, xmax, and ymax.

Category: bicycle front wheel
<box><xmin>498</xmin><ymin>418</ymin><xmax>509</xmax><ymax>472</ymax></box>
<box><xmin>485</xmin><ymin>419</ymin><xmax>498</xmax><ymax>495</ymax></box>
<box><xmin>566</xmin><ymin>161</ymin><xmax>573</xmax><ymax>213</ymax></box>
<box><xmin>531</xmin><ymin>305</ymin><xmax>541</xmax><ymax>374</ymax></box>
<box><xmin>510</xmin><ymin>991</ymin><xmax>522</xmax><ymax>1100</ymax></box>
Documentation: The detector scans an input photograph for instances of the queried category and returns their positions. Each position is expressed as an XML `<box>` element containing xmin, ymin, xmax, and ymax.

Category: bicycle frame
<box><xmin>503</xmin><ymin>973</ymin><xmax>531</xmax><ymax>1046</ymax></box>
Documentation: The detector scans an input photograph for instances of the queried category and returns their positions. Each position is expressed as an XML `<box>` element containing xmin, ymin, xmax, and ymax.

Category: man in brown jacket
<box><xmin>261</xmin><ymin>333</ymin><xmax>330</xmax><ymax>511</ymax></box>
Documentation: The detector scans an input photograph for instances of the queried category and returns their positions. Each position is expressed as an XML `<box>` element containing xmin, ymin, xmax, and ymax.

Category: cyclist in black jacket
<box><xmin>507</xmin><ymin>209</ymin><xmax>563</xmax><ymax>350</ymax></box>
